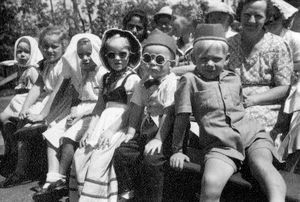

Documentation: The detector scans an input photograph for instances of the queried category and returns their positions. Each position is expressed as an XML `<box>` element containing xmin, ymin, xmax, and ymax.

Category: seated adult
<box><xmin>227</xmin><ymin>0</ymin><xmax>293</xmax><ymax>143</ymax></box>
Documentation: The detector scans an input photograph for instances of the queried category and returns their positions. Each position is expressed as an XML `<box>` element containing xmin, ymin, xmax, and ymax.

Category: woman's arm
<box><xmin>244</xmin><ymin>85</ymin><xmax>290</xmax><ymax>107</ymax></box>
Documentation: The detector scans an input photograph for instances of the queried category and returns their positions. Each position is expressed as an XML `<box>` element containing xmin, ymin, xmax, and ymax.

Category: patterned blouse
<box><xmin>227</xmin><ymin>32</ymin><xmax>293</xmax><ymax>134</ymax></box>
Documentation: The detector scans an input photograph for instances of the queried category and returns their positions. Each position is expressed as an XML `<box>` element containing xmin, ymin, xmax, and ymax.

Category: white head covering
<box><xmin>61</xmin><ymin>33</ymin><xmax>103</xmax><ymax>91</ymax></box>
<box><xmin>271</xmin><ymin>0</ymin><xmax>298</xmax><ymax>20</ymax></box>
<box><xmin>14</xmin><ymin>36</ymin><xmax>43</xmax><ymax>67</ymax></box>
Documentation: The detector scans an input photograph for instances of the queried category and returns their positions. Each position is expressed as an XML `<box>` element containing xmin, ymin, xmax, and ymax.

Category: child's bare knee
<box><xmin>201</xmin><ymin>172</ymin><xmax>223</xmax><ymax>199</ymax></box>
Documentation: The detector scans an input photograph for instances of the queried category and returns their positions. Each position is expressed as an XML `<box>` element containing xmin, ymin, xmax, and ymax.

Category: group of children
<box><xmin>0</xmin><ymin>2</ymin><xmax>298</xmax><ymax>202</ymax></box>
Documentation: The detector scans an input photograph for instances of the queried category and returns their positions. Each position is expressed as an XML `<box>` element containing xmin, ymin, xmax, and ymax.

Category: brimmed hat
<box><xmin>100</xmin><ymin>28</ymin><xmax>142</xmax><ymax>70</ymax></box>
<box><xmin>206</xmin><ymin>1</ymin><xmax>235</xmax><ymax>22</ymax></box>
<box><xmin>193</xmin><ymin>24</ymin><xmax>227</xmax><ymax>45</ymax></box>
<box><xmin>142</xmin><ymin>29</ymin><xmax>177</xmax><ymax>58</ymax></box>
<box><xmin>270</xmin><ymin>0</ymin><xmax>298</xmax><ymax>20</ymax></box>
<box><xmin>154</xmin><ymin>6</ymin><xmax>174</xmax><ymax>23</ymax></box>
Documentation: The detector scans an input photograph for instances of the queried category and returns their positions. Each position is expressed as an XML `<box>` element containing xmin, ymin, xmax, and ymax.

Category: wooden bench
<box><xmin>182</xmin><ymin>148</ymin><xmax>300</xmax><ymax>202</ymax></box>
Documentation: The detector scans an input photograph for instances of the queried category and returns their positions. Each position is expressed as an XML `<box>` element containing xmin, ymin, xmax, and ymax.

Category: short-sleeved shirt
<box><xmin>175</xmin><ymin>71</ymin><xmax>266</xmax><ymax>161</ymax></box>
<box><xmin>131</xmin><ymin>72</ymin><xmax>178</xmax><ymax>117</ymax></box>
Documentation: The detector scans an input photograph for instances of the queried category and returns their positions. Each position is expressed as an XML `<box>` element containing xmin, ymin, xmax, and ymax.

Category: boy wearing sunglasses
<box><xmin>114</xmin><ymin>29</ymin><xmax>178</xmax><ymax>201</ymax></box>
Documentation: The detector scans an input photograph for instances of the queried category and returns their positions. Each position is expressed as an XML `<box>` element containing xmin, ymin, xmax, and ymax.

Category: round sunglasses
<box><xmin>142</xmin><ymin>53</ymin><xmax>173</xmax><ymax>66</ymax></box>
<box><xmin>106</xmin><ymin>51</ymin><xmax>130</xmax><ymax>60</ymax></box>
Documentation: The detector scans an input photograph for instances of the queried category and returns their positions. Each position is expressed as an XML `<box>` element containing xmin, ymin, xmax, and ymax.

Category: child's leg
<box><xmin>247</xmin><ymin>147</ymin><xmax>286</xmax><ymax>202</ymax></box>
<box><xmin>59</xmin><ymin>138</ymin><xmax>77</xmax><ymax>176</ymax></box>
<box><xmin>143</xmin><ymin>151</ymin><xmax>168</xmax><ymax>202</ymax></box>
<box><xmin>43</xmin><ymin>141</ymin><xmax>64</xmax><ymax>189</ymax></box>
<box><xmin>0</xmin><ymin>139</ymin><xmax>30</xmax><ymax>187</ymax></box>
<box><xmin>114</xmin><ymin>137</ymin><xmax>144</xmax><ymax>195</ymax></box>
<box><xmin>200</xmin><ymin>157</ymin><xmax>235</xmax><ymax>202</ymax></box>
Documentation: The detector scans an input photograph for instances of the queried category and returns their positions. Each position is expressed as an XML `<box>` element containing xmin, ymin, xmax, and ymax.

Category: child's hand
<box><xmin>79</xmin><ymin>131</ymin><xmax>91</xmax><ymax>148</ymax></box>
<box><xmin>96</xmin><ymin>130</ymin><xmax>113</xmax><ymax>150</ymax></box>
<box><xmin>144</xmin><ymin>138</ymin><xmax>162</xmax><ymax>155</ymax></box>
<box><xmin>124</xmin><ymin>133</ymin><xmax>134</xmax><ymax>143</ymax></box>
<box><xmin>66</xmin><ymin>114</ymin><xmax>82</xmax><ymax>127</ymax></box>
<box><xmin>19</xmin><ymin>110</ymin><xmax>28</xmax><ymax>120</ymax></box>
<box><xmin>26</xmin><ymin>113</ymin><xmax>44</xmax><ymax>123</ymax></box>
<box><xmin>170</xmin><ymin>152</ymin><xmax>190</xmax><ymax>171</ymax></box>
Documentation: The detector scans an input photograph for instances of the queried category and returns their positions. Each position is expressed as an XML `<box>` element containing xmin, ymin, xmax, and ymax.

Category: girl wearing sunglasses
<box><xmin>69</xmin><ymin>28</ymin><xmax>141</xmax><ymax>201</ymax></box>
<box><xmin>114</xmin><ymin>29</ymin><xmax>179</xmax><ymax>201</ymax></box>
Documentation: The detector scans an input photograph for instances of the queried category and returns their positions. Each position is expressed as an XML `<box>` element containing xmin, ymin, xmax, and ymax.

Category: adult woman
<box><xmin>226</xmin><ymin>1</ymin><xmax>293</xmax><ymax>200</ymax></box>
<box><xmin>227</xmin><ymin>0</ymin><xmax>293</xmax><ymax>140</ymax></box>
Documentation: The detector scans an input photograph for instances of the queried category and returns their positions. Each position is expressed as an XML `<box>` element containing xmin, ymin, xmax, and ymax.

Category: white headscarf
<box><xmin>61</xmin><ymin>33</ymin><xmax>104</xmax><ymax>92</ymax></box>
<box><xmin>271</xmin><ymin>0</ymin><xmax>298</xmax><ymax>20</ymax></box>
<box><xmin>14</xmin><ymin>36</ymin><xmax>43</xmax><ymax>67</ymax></box>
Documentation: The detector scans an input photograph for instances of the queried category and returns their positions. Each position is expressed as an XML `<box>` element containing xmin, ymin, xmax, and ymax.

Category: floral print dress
<box><xmin>227</xmin><ymin>32</ymin><xmax>293</xmax><ymax>136</ymax></box>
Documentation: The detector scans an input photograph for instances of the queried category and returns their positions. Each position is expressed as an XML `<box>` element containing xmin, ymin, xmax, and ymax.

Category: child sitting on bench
<box><xmin>170</xmin><ymin>24</ymin><xmax>286</xmax><ymax>202</ymax></box>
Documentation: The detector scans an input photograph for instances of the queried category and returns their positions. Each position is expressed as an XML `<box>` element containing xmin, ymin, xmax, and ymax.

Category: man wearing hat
<box><xmin>114</xmin><ymin>29</ymin><xmax>179</xmax><ymax>201</ymax></box>
<box><xmin>205</xmin><ymin>1</ymin><xmax>237</xmax><ymax>38</ymax></box>
<box><xmin>170</xmin><ymin>23</ymin><xmax>286</xmax><ymax>202</ymax></box>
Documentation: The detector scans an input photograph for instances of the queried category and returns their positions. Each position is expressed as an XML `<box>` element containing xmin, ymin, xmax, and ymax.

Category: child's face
<box><xmin>142</xmin><ymin>45</ymin><xmax>173</xmax><ymax>80</ymax></box>
<box><xmin>156</xmin><ymin>16</ymin><xmax>173</xmax><ymax>35</ymax></box>
<box><xmin>40</xmin><ymin>34</ymin><xmax>64</xmax><ymax>63</ymax></box>
<box><xmin>77</xmin><ymin>39</ymin><xmax>95</xmax><ymax>71</ymax></box>
<box><xmin>207</xmin><ymin>12</ymin><xmax>231</xmax><ymax>29</ymax></box>
<box><xmin>192</xmin><ymin>40</ymin><xmax>228</xmax><ymax>80</ymax></box>
<box><xmin>106</xmin><ymin>36</ymin><xmax>131</xmax><ymax>72</ymax></box>
<box><xmin>126</xmin><ymin>15</ymin><xmax>145</xmax><ymax>41</ymax></box>
<box><xmin>16</xmin><ymin>41</ymin><xmax>31</xmax><ymax>66</ymax></box>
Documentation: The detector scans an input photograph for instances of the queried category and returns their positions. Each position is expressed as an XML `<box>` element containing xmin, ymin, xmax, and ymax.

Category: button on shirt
<box><xmin>175</xmin><ymin>70</ymin><xmax>265</xmax><ymax>161</ymax></box>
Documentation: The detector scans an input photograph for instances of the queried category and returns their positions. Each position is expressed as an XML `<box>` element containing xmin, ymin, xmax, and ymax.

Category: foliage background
<box><xmin>0</xmin><ymin>0</ymin><xmax>208</xmax><ymax>62</ymax></box>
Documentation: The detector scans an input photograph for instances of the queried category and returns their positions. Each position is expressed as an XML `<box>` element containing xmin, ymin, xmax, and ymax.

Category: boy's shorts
<box><xmin>246</xmin><ymin>135</ymin><xmax>280</xmax><ymax>162</ymax></box>
<box><xmin>205</xmin><ymin>150</ymin><xmax>239</xmax><ymax>173</ymax></box>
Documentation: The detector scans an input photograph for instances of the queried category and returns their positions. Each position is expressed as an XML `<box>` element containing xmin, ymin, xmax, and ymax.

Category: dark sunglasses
<box><xmin>142</xmin><ymin>53</ymin><xmax>173</xmax><ymax>66</ymax></box>
<box><xmin>106</xmin><ymin>51</ymin><xmax>130</xmax><ymax>59</ymax></box>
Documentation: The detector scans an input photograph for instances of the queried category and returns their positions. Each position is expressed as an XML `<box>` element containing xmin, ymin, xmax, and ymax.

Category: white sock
<box><xmin>120</xmin><ymin>190</ymin><xmax>134</xmax><ymax>199</ymax></box>
<box><xmin>43</xmin><ymin>172</ymin><xmax>66</xmax><ymax>189</ymax></box>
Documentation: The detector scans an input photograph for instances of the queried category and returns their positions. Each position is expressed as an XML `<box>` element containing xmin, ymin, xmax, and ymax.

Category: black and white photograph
<box><xmin>0</xmin><ymin>0</ymin><xmax>300</xmax><ymax>201</ymax></box>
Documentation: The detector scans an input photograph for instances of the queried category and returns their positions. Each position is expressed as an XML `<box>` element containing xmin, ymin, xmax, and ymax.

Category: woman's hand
<box><xmin>243</xmin><ymin>95</ymin><xmax>256</xmax><ymax>108</ymax></box>
<box><xmin>170</xmin><ymin>152</ymin><xmax>190</xmax><ymax>171</ymax></box>
<box><xmin>144</xmin><ymin>138</ymin><xmax>162</xmax><ymax>155</ymax></box>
